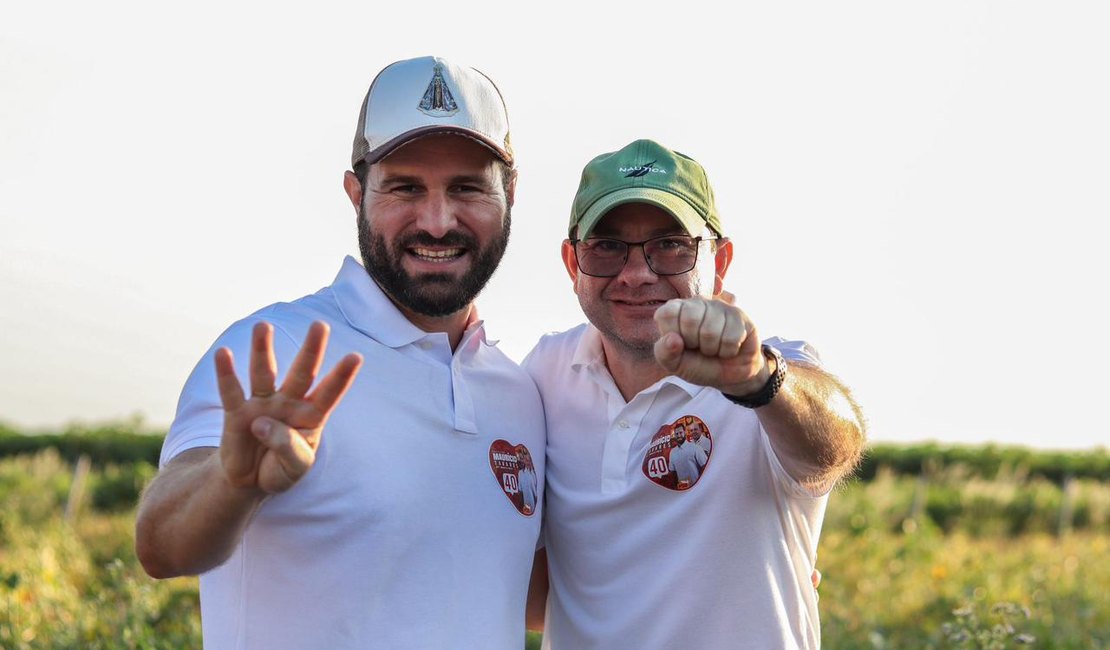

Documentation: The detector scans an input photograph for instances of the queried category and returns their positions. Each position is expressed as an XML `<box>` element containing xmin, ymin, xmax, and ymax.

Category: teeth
<box><xmin>412</xmin><ymin>247</ymin><xmax>464</xmax><ymax>260</ymax></box>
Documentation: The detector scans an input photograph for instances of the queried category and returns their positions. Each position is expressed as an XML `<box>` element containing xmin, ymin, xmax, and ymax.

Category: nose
<box><xmin>414</xmin><ymin>191</ymin><xmax>458</xmax><ymax>239</ymax></box>
<box><xmin>614</xmin><ymin>243</ymin><xmax>658</xmax><ymax>287</ymax></box>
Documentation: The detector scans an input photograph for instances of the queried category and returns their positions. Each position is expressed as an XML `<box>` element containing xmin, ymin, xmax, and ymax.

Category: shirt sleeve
<box><xmin>752</xmin><ymin>337</ymin><xmax>834</xmax><ymax>499</ymax></box>
<box><xmin>758</xmin><ymin>424</ymin><xmax>835</xmax><ymax>500</ymax></box>
<box><xmin>750</xmin><ymin>339</ymin><xmax>834</xmax><ymax>496</ymax></box>
<box><xmin>763</xmin><ymin>336</ymin><xmax>822</xmax><ymax>367</ymax></box>
<box><xmin>159</xmin><ymin>316</ymin><xmax>303</xmax><ymax>467</ymax></box>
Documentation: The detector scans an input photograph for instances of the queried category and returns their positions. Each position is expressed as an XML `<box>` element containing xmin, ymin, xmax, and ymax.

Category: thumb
<box><xmin>716</xmin><ymin>290</ymin><xmax>736</xmax><ymax>306</ymax></box>
<box><xmin>653</xmin><ymin>331</ymin><xmax>685</xmax><ymax>372</ymax></box>
<box><xmin>251</xmin><ymin>416</ymin><xmax>315</xmax><ymax>479</ymax></box>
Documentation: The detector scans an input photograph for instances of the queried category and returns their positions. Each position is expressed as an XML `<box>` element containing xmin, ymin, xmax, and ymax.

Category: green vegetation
<box><xmin>0</xmin><ymin>418</ymin><xmax>163</xmax><ymax>467</ymax></box>
<box><xmin>820</xmin><ymin>466</ymin><xmax>1108</xmax><ymax>648</ymax></box>
<box><xmin>1</xmin><ymin>451</ymin><xmax>198</xmax><ymax>649</ymax></box>
<box><xmin>1</xmin><ymin>423</ymin><xmax>1107</xmax><ymax>647</ymax></box>
<box><xmin>858</xmin><ymin>442</ymin><xmax>1110</xmax><ymax>484</ymax></box>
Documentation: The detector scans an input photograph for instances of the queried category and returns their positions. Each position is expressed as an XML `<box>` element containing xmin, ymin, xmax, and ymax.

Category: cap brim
<box><xmin>575</xmin><ymin>188</ymin><xmax>708</xmax><ymax>239</ymax></box>
<box><xmin>362</xmin><ymin>126</ymin><xmax>513</xmax><ymax>166</ymax></box>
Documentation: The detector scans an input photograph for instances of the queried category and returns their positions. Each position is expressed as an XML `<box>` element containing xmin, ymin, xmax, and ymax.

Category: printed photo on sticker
<box><xmin>488</xmin><ymin>439</ymin><xmax>538</xmax><ymax>516</ymax></box>
<box><xmin>641</xmin><ymin>415</ymin><xmax>713</xmax><ymax>491</ymax></box>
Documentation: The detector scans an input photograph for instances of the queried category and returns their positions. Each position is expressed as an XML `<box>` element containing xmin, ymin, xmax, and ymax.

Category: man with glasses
<box><xmin>523</xmin><ymin>139</ymin><xmax>865</xmax><ymax>649</ymax></box>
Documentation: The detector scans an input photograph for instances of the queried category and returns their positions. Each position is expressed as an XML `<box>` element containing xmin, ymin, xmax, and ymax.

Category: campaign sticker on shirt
<box><xmin>489</xmin><ymin>440</ymin><xmax>539</xmax><ymax>516</ymax></box>
<box><xmin>641</xmin><ymin>415</ymin><xmax>713</xmax><ymax>491</ymax></box>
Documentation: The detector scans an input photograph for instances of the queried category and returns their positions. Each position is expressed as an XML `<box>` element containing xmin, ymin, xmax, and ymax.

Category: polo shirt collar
<box><xmin>457</xmin><ymin>311</ymin><xmax>491</xmax><ymax>354</ymax></box>
<box><xmin>570</xmin><ymin>325</ymin><xmax>606</xmax><ymax>370</ymax></box>
<box><xmin>571</xmin><ymin>324</ymin><xmax>704</xmax><ymax>399</ymax></box>
<box><xmin>330</xmin><ymin>255</ymin><xmax>436</xmax><ymax>348</ymax></box>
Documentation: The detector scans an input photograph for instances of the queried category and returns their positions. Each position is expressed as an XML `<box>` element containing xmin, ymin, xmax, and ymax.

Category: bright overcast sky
<box><xmin>2</xmin><ymin>1</ymin><xmax>1107</xmax><ymax>450</ymax></box>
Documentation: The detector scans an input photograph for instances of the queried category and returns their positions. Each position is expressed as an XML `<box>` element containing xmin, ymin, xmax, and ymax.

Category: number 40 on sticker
<box><xmin>646</xmin><ymin>456</ymin><xmax>669</xmax><ymax>479</ymax></box>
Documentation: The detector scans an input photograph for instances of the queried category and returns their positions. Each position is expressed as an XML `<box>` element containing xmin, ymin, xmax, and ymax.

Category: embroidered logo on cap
<box><xmin>489</xmin><ymin>439</ymin><xmax>539</xmax><ymax>516</ymax></box>
<box><xmin>620</xmin><ymin>161</ymin><xmax>667</xmax><ymax>177</ymax></box>
<box><xmin>418</xmin><ymin>62</ymin><xmax>459</xmax><ymax>117</ymax></box>
<box><xmin>642</xmin><ymin>415</ymin><xmax>713</xmax><ymax>491</ymax></box>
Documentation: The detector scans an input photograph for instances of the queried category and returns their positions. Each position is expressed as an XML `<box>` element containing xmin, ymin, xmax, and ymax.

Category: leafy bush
<box><xmin>91</xmin><ymin>463</ymin><xmax>157</xmax><ymax>512</ymax></box>
<box><xmin>857</xmin><ymin>442</ymin><xmax>1110</xmax><ymax>484</ymax></box>
<box><xmin>0</xmin><ymin>418</ymin><xmax>164</xmax><ymax>466</ymax></box>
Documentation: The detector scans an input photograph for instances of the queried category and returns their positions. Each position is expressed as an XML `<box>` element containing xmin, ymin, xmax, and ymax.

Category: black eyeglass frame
<box><xmin>568</xmin><ymin>235</ymin><xmax>720</xmax><ymax>278</ymax></box>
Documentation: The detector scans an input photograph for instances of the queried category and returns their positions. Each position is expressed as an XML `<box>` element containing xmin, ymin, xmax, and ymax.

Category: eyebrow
<box><xmin>377</xmin><ymin>174</ymin><xmax>423</xmax><ymax>187</ymax></box>
<box><xmin>447</xmin><ymin>174</ymin><xmax>495</xmax><ymax>187</ymax></box>
<box><xmin>377</xmin><ymin>173</ymin><xmax>494</xmax><ymax>188</ymax></box>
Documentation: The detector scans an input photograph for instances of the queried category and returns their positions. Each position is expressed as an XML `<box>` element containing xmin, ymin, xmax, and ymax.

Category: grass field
<box><xmin>2</xmin><ymin>448</ymin><xmax>1108</xmax><ymax>648</ymax></box>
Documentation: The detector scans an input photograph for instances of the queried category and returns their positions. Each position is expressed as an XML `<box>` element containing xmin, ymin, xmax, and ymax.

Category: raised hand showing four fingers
<box><xmin>215</xmin><ymin>321</ymin><xmax>363</xmax><ymax>494</ymax></box>
<box><xmin>652</xmin><ymin>291</ymin><xmax>770</xmax><ymax>396</ymax></box>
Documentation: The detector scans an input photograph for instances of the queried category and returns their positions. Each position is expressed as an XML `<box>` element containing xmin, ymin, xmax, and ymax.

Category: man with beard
<box><xmin>667</xmin><ymin>424</ymin><xmax>707</xmax><ymax>489</ymax></box>
<box><xmin>523</xmin><ymin>139</ymin><xmax>864</xmax><ymax>648</ymax></box>
<box><xmin>135</xmin><ymin>56</ymin><xmax>545</xmax><ymax>650</ymax></box>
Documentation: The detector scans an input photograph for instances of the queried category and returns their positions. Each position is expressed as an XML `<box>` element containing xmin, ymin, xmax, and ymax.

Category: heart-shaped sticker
<box><xmin>642</xmin><ymin>415</ymin><xmax>713</xmax><ymax>491</ymax></box>
<box><xmin>489</xmin><ymin>439</ymin><xmax>539</xmax><ymax>516</ymax></box>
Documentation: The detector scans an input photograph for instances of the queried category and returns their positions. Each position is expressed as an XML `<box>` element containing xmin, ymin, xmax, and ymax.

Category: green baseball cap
<box><xmin>568</xmin><ymin>139</ymin><xmax>723</xmax><ymax>239</ymax></box>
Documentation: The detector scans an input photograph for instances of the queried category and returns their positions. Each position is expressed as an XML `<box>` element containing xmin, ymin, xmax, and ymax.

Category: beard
<box><xmin>357</xmin><ymin>207</ymin><xmax>511</xmax><ymax>318</ymax></box>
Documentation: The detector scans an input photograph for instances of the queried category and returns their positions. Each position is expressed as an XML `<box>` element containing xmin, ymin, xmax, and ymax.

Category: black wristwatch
<box><xmin>723</xmin><ymin>345</ymin><xmax>787</xmax><ymax>409</ymax></box>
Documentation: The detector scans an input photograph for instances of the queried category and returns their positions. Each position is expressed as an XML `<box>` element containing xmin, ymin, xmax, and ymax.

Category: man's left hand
<box><xmin>653</xmin><ymin>292</ymin><xmax>772</xmax><ymax>396</ymax></box>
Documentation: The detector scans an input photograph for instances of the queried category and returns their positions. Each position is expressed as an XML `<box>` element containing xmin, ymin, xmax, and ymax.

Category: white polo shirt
<box><xmin>162</xmin><ymin>256</ymin><xmax>545</xmax><ymax>650</ymax></box>
<box><xmin>524</xmin><ymin>324</ymin><xmax>827</xmax><ymax>650</ymax></box>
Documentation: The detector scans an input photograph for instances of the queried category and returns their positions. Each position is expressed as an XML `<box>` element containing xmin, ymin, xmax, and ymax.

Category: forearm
<box><xmin>135</xmin><ymin>447</ymin><xmax>265</xmax><ymax>579</ymax></box>
<box><xmin>754</xmin><ymin>362</ymin><xmax>866</xmax><ymax>487</ymax></box>
<box><xmin>526</xmin><ymin>549</ymin><xmax>549</xmax><ymax>632</ymax></box>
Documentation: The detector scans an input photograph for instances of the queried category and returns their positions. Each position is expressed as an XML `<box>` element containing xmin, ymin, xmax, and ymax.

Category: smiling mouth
<box><xmin>410</xmin><ymin>247</ymin><xmax>466</xmax><ymax>262</ymax></box>
<box><xmin>612</xmin><ymin>299</ymin><xmax>667</xmax><ymax>307</ymax></box>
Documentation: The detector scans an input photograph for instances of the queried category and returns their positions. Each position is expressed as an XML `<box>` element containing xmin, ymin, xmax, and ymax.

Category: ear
<box><xmin>561</xmin><ymin>239</ymin><xmax>580</xmax><ymax>288</ymax></box>
<box><xmin>712</xmin><ymin>238</ymin><xmax>734</xmax><ymax>296</ymax></box>
<box><xmin>343</xmin><ymin>170</ymin><xmax>363</xmax><ymax>214</ymax></box>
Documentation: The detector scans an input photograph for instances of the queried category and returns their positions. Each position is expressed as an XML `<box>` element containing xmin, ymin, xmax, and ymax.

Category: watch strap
<box><xmin>723</xmin><ymin>344</ymin><xmax>787</xmax><ymax>409</ymax></box>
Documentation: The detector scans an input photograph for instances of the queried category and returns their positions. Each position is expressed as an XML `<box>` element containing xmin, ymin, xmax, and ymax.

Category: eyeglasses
<box><xmin>570</xmin><ymin>235</ymin><xmax>717</xmax><ymax>278</ymax></box>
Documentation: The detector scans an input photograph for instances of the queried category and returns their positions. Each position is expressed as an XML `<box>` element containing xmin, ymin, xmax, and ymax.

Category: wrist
<box><xmin>722</xmin><ymin>352</ymin><xmax>774</xmax><ymax>396</ymax></box>
<box><xmin>212</xmin><ymin>452</ymin><xmax>267</xmax><ymax>503</ymax></box>
<box><xmin>722</xmin><ymin>345</ymin><xmax>787</xmax><ymax>409</ymax></box>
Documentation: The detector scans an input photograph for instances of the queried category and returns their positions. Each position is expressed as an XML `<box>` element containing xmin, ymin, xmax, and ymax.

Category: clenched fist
<box><xmin>652</xmin><ymin>291</ymin><xmax>773</xmax><ymax>397</ymax></box>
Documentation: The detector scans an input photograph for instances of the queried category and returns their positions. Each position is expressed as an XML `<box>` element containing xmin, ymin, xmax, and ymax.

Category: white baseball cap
<box><xmin>351</xmin><ymin>56</ymin><xmax>513</xmax><ymax>167</ymax></box>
